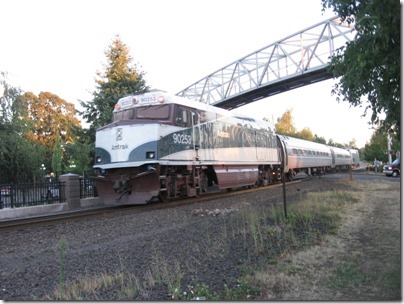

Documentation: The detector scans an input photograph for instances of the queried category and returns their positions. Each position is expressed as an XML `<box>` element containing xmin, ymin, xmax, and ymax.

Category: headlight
<box><xmin>146</xmin><ymin>151</ymin><xmax>155</xmax><ymax>159</ymax></box>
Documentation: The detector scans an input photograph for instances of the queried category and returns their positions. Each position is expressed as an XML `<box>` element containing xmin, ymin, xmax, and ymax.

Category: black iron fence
<box><xmin>79</xmin><ymin>177</ymin><xmax>98</xmax><ymax>199</ymax></box>
<box><xmin>0</xmin><ymin>177</ymin><xmax>98</xmax><ymax>209</ymax></box>
<box><xmin>0</xmin><ymin>181</ymin><xmax>65</xmax><ymax>209</ymax></box>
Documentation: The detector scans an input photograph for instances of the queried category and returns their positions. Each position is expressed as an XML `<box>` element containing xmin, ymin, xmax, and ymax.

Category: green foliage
<box><xmin>327</xmin><ymin>138</ymin><xmax>345</xmax><ymax>148</ymax></box>
<box><xmin>322</xmin><ymin>0</ymin><xmax>400</xmax><ymax>140</ymax></box>
<box><xmin>313</xmin><ymin>134</ymin><xmax>327</xmax><ymax>145</ymax></box>
<box><xmin>363</xmin><ymin>131</ymin><xmax>387</xmax><ymax>162</ymax></box>
<box><xmin>0</xmin><ymin>128</ymin><xmax>45</xmax><ymax>183</ymax></box>
<box><xmin>362</xmin><ymin>125</ymin><xmax>400</xmax><ymax>162</ymax></box>
<box><xmin>0</xmin><ymin>72</ymin><xmax>26</xmax><ymax>125</ymax></box>
<box><xmin>65</xmin><ymin>141</ymin><xmax>93</xmax><ymax>176</ymax></box>
<box><xmin>0</xmin><ymin>73</ymin><xmax>46</xmax><ymax>183</ymax></box>
<box><xmin>79</xmin><ymin>35</ymin><xmax>149</xmax><ymax>140</ymax></box>
<box><xmin>52</xmin><ymin>132</ymin><xmax>63</xmax><ymax>177</ymax></box>
<box><xmin>327</xmin><ymin>258</ymin><xmax>368</xmax><ymax>289</ymax></box>
<box><xmin>380</xmin><ymin>257</ymin><xmax>401</xmax><ymax>299</ymax></box>
<box><xmin>64</xmin><ymin>126</ymin><xmax>94</xmax><ymax>176</ymax></box>
<box><xmin>57</xmin><ymin>237</ymin><xmax>69</xmax><ymax>289</ymax></box>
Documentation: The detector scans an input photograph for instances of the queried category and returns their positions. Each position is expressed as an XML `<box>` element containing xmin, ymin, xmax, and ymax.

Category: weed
<box><xmin>326</xmin><ymin>257</ymin><xmax>368</xmax><ymax>289</ymax></box>
<box><xmin>281</xmin><ymin>263</ymin><xmax>304</xmax><ymax>274</ymax></box>
<box><xmin>222</xmin><ymin>279</ymin><xmax>261</xmax><ymax>300</ymax></box>
<box><xmin>380</xmin><ymin>256</ymin><xmax>401</xmax><ymax>299</ymax></box>
<box><xmin>57</xmin><ymin>237</ymin><xmax>68</xmax><ymax>289</ymax></box>
<box><xmin>148</xmin><ymin>247</ymin><xmax>185</xmax><ymax>300</ymax></box>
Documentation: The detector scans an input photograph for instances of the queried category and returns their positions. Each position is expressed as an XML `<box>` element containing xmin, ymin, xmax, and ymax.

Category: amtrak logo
<box><xmin>116</xmin><ymin>128</ymin><xmax>123</xmax><ymax>141</ymax></box>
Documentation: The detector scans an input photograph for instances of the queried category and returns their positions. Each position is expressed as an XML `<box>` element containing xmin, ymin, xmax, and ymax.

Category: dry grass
<box><xmin>249</xmin><ymin>180</ymin><xmax>400</xmax><ymax>301</ymax></box>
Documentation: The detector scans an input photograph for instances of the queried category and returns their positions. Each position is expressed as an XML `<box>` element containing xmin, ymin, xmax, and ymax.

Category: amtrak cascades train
<box><xmin>94</xmin><ymin>90</ymin><xmax>355</xmax><ymax>205</ymax></box>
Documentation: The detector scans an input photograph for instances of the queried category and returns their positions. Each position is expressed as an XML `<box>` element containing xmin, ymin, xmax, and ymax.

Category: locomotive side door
<box><xmin>255</xmin><ymin>131</ymin><xmax>266</xmax><ymax>160</ymax></box>
<box><xmin>191</xmin><ymin>111</ymin><xmax>201</xmax><ymax>161</ymax></box>
<box><xmin>330</xmin><ymin>148</ymin><xmax>336</xmax><ymax>168</ymax></box>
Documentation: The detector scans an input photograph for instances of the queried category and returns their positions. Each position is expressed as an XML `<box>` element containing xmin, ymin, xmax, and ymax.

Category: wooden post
<box><xmin>350</xmin><ymin>165</ymin><xmax>352</xmax><ymax>181</ymax></box>
<box><xmin>281</xmin><ymin>160</ymin><xmax>287</xmax><ymax>219</ymax></box>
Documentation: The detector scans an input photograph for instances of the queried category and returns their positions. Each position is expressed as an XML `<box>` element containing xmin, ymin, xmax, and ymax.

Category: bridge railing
<box><xmin>177</xmin><ymin>16</ymin><xmax>356</xmax><ymax>107</ymax></box>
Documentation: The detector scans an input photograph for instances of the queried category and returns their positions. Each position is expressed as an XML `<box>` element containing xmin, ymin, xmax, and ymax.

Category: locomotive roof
<box><xmin>115</xmin><ymin>90</ymin><xmax>232</xmax><ymax>116</ymax></box>
<box><xmin>114</xmin><ymin>90</ymin><xmax>275</xmax><ymax>130</ymax></box>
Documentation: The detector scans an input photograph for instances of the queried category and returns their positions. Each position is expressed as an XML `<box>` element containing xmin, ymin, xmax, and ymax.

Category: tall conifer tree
<box><xmin>80</xmin><ymin>36</ymin><xmax>149</xmax><ymax>140</ymax></box>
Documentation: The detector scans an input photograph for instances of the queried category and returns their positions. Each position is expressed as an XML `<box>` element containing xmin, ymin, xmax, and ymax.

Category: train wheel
<box><xmin>158</xmin><ymin>190</ymin><xmax>168</xmax><ymax>202</ymax></box>
<box><xmin>200</xmin><ymin>173</ymin><xmax>208</xmax><ymax>193</ymax></box>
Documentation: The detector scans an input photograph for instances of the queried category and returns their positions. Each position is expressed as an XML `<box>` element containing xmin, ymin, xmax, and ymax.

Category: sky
<box><xmin>0</xmin><ymin>0</ymin><xmax>377</xmax><ymax>148</ymax></box>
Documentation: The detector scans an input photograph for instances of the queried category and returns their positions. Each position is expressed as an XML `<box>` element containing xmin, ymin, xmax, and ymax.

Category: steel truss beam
<box><xmin>176</xmin><ymin>16</ymin><xmax>356</xmax><ymax>109</ymax></box>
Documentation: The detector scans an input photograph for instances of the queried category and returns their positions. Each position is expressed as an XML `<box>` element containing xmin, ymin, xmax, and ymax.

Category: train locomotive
<box><xmin>93</xmin><ymin>90</ymin><xmax>353</xmax><ymax>205</ymax></box>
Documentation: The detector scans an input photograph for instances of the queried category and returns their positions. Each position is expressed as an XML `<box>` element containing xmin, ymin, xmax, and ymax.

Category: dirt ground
<box><xmin>256</xmin><ymin>175</ymin><xmax>401</xmax><ymax>301</ymax></box>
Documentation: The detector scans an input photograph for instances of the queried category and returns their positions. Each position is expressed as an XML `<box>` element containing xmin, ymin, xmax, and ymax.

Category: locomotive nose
<box><xmin>113</xmin><ymin>177</ymin><xmax>132</xmax><ymax>195</ymax></box>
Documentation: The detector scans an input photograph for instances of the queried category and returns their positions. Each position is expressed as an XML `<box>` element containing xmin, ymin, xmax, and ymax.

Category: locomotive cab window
<box><xmin>137</xmin><ymin>105</ymin><xmax>170</xmax><ymax>120</ymax></box>
<box><xmin>192</xmin><ymin>111</ymin><xmax>199</xmax><ymax>125</ymax></box>
<box><xmin>113</xmin><ymin>109</ymin><xmax>134</xmax><ymax>121</ymax></box>
<box><xmin>175</xmin><ymin>107</ymin><xmax>191</xmax><ymax>127</ymax></box>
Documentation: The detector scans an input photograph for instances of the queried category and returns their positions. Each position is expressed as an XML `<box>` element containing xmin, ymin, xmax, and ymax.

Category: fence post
<box><xmin>10</xmin><ymin>184</ymin><xmax>14</xmax><ymax>209</ymax></box>
<box><xmin>59</xmin><ymin>173</ymin><xmax>80</xmax><ymax>210</ymax></box>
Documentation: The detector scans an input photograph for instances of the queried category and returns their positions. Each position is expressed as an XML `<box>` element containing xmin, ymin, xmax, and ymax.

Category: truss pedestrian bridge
<box><xmin>176</xmin><ymin>16</ymin><xmax>356</xmax><ymax>110</ymax></box>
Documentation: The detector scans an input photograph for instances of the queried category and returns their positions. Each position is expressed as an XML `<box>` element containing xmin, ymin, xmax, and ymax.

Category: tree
<box><xmin>327</xmin><ymin>138</ymin><xmax>345</xmax><ymax>148</ymax></box>
<box><xmin>275</xmin><ymin>109</ymin><xmax>297</xmax><ymax>136</ymax></box>
<box><xmin>322</xmin><ymin>0</ymin><xmax>400</xmax><ymax>140</ymax></box>
<box><xmin>52</xmin><ymin>132</ymin><xmax>63</xmax><ymax>177</ymax></box>
<box><xmin>347</xmin><ymin>138</ymin><xmax>358</xmax><ymax>149</ymax></box>
<box><xmin>296</xmin><ymin>127</ymin><xmax>314</xmax><ymax>141</ymax></box>
<box><xmin>79</xmin><ymin>35</ymin><xmax>149</xmax><ymax>140</ymax></box>
<box><xmin>313</xmin><ymin>134</ymin><xmax>327</xmax><ymax>145</ymax></box>
<box><xmin>0</xmin><ymin>72</ymin><xmax>26</xmax><ymax>125</ymax></box>
<box><xmin>22</xmin><ymin>91</ymin><xmax>81</xmax><ymax>150</ymax></box>
<box><xmin>363</xmin><ymin>129</ymin><xmax>388</xmax><ymax>162</ymax></box>
<box><xmin>0</xmin><ymin>73</ymin><xmax>46</xmax><ymax>183</ymax></box>
<box><xmin>65</xmin><ymin>129</ymin><xmax>94</xmax><ymax>176</ymax></box>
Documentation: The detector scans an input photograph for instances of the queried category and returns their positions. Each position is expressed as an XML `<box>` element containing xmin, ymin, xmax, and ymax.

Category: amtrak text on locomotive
<box><xmin>112</xmin><ymin>144</ymin><xmax>129</xmax><ymax>150</ymax></box>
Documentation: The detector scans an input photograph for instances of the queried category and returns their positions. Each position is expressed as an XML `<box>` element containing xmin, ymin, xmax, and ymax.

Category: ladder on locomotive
<box><xmin>189</xmin><ymin>166</ymin><xmax>201</xmax><ymax>197</ymax></box>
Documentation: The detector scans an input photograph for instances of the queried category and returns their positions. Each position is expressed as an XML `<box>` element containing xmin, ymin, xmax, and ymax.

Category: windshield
<box><xmin>113</xmin><ymin>109</ymin><xmax>134</xmax><ymax>121</ymax></box>
<box><xmin>137</xmin><ymin>105</ymin><xmax>170</xmax><ymax>119</ymax></box>
<box><xmin>392</xmin><ymin>159</ymin><xmax>400</xmax><ymax>165</ymax></box>
<box><xmin>113</xmin><ymin>105</ymin><xmax>171</xmax><ymax>122</ymax></box>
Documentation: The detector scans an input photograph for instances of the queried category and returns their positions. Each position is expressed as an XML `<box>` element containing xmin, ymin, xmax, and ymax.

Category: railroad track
<box><xmin>0</xmin><ymin>178</ymin><xmax>304</xmax><ymax>231</ymax></box>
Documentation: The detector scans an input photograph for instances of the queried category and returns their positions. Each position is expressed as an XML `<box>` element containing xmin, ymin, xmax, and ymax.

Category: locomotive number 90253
<box><xmin>172</xmin><ymin>133</ymin><xmax>192</xmax><ymax>145</ymax></box>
